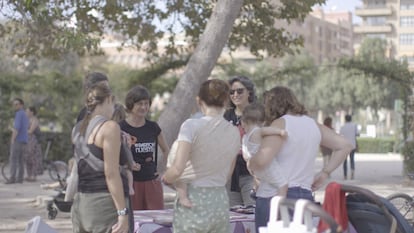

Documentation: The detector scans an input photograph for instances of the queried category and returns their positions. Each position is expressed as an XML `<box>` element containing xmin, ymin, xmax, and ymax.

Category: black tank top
<box><xmin>78</xmin><ymin>144</ymin><xmax>129</xmax><ymax>195</ymax></box>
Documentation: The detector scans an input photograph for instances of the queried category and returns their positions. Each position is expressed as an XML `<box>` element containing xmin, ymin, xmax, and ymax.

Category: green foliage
<box><xmin>126</xmin><ymin>58</ymin><xmax>188</xmax><ymax>90</ymax></box>
<box><xmin>338</xmin><ymin>37</ymin><xmax>413</xmax><ymax>139</ymax></box>
<box><xmin>39</xmin><ymin>132</ymin><xmax>73</xmax><ymax>162</ymax></box>
<box><xmin>356</xmin><ymin>137</ymin><xmax>395</xmax><ymax>153</ymax></box>
<box><xmin>216</xmin><ymin>49</ymin><xmax>401</xmax><ymax>118</ymax></box>
<box><xmin>273</xmin><ymin>51</ymin><xmax>318</xmax><ymax>107</ymax></box>
<box><xmin>0</xmin><ymin>74</ymin><xmax>26</xmax><ymax>157</ymax></box>
<box><xmin>1</xmin><ymin>0</ymin><xmax>325</xmax><ymax>60</ymax></box>
<box><xmin>0</xmin><ymin>71</ymin><xmax>82</xmax><ymax>162</ymax></box>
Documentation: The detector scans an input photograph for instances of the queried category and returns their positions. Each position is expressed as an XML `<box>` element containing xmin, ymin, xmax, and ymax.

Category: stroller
<box><xmin>46</xmin><ymin>178</ymin><xmax>73</xmax><ymax>220</ymax></box>
<box><xmin>262</xmin><ymin>182</ymin><xmax>414</xmax><ymax>233</ymax></box>
<box><xmin>322</xmin><ymin>182</ymin><xmax>414</xmax><ymax>233</ymax></box>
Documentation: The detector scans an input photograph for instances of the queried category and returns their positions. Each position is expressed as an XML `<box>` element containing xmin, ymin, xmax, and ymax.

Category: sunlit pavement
<box><xmin>0</xmin><ymin>153</ymin><xmax>412</xmax><ymax>232</ymax></box>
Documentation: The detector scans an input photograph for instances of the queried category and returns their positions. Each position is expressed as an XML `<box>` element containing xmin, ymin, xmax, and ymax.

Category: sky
<box><xmin>321</xmin><ymin>0</ymin><xmax>362</xmax><ymax>23</ymax></box>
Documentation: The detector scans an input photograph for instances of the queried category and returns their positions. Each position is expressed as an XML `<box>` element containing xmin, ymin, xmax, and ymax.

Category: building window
<box><xmin>401</xmin><ymin>16</ymin><xmax>414</xmax><ymax>27</ymax></box>
<box><xmin>401</xmin><ymin>0</ymin><xmax>414</xmax><ymax>10</ymax></box>
<box><xmin>400</xmin><ymin>56</ymin><xmax>414</xmax><ymax>64</ymax></box>
<box><xmin>366</xmin><ymin>16</ymin><xmax>387</xmax><ymax>26</ymax></box>
<box><xmin>367</xmin><ymin>33</ymin><xmax>386</xmax><ymax>39</ymax></box>
<box><xmin>400</xmin><ymin>34</ymin><xmax>414</xmax><ymax>45</ymax></box>
<box><xmin>366</xmin><ymin>0</ymin><xmax>386</xmax><ymax>8</ymax></box>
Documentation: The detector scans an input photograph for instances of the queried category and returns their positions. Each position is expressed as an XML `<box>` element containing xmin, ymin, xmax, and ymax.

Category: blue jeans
<box><xmin>255</xmin><ymin>187</ymin><xmax>314</xmax><ymax>232</ymax></box>
<box><xmin>255</xmin><ymin>197</ymin><xmax>272</xmax><ymax>232</ymax></box>
<box><xmin>343</xmin><ymin>149</ymin><xmax>356</xmax><ymax>177</ymax></box>
<box><xmin>287</xmin><ymin>186</ymin><xmax>314</xmax><ymax>201</ymax></box>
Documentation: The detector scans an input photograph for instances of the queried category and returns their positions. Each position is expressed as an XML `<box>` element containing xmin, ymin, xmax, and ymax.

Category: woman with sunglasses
<box><xmin>224</xmin><ymin>75</ymin><xmax>257</xmax><ymax>207</ymax></box>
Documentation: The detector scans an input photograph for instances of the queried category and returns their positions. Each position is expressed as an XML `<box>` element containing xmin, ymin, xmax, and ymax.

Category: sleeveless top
<box><xmin>73</xmin><ymin>116</ymin><xmax>128</xmax><ymax>195</ymax></box>
<box><xmin>257</xmin><ymin>115</ymin><xmax>321</xmax><ymax>197</ymax></box>
<box><xmin>241</xmin><ymin>126</ymin><xmax>261</xmax><ymax>159</ymax></box>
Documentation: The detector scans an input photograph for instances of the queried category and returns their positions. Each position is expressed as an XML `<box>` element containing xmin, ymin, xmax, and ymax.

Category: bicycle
<box><xmin>387</xmin><ymin>173</ymin><xmax>414</xmax><ymax>226</ymax></box>
<box><xmin>1</xmin><ymin>137</ymin><xmax>69</xmax><ymax>182</ymax></box>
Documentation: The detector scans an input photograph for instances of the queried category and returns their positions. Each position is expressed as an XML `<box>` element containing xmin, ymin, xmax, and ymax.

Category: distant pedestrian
<box><xmin>340</xmin><ymin>114</ymin><xmax>359</xmax><ymax>180</ymax></box>
<box><xmin>6</xmin><ymin>98</ymin><xmax>29</xmax><ymax>184</ymax></box>
<box><xmin>321</xmin><ymin>117</ymin><xmax>334</xmax><ymax>169</ymax></box>
<box><xmin>25</xmin><ymin>106</ymin><xmax>42</xmax><ymax>182</ymax></box>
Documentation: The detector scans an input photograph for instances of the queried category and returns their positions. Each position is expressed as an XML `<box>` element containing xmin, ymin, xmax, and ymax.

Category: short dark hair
<box><xmin>125</xmin><ymin>85</ymin><xmax>152</xmax><ymax>111</ymax></box>
<box><xmin>13</xmin><ymin>98</ymin><xmax>24</xmax><ymax>105</ymax></box>
<box><xmin>28</xmin><ymin>106</ymin><xmax>37</xmax><ymax>116</ymax></box>
<box><xmin>345</xmin><ymin>114</ymin><xmax>352</xmax><ymax>122</ymax></box>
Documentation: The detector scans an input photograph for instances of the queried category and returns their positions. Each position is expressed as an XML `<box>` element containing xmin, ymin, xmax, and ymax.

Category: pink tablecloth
<box><xmin>134</xmin><ymin>209</ymin><xmax>255</xmax><ymax>233</ymax></box>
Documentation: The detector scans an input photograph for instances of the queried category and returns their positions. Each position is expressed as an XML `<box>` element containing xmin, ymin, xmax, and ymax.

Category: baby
<box><xmin>165</xmin><ymin>141</ymin><xmax>194</xmax><ymax>208</ymax></box>
<box><xmin>113</xmin><ymin>103</ymin><xmax>141</xmax><ymax>196</ymax></box>
<box><xmin>241</xmin><ymin>103</ymin><xmax>288</xmax><ymax>197</ymax></box>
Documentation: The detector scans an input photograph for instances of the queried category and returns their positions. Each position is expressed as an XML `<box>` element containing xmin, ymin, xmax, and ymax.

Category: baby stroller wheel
<box><xmin>48</xmin><ymin>206</ymin><xmax>58</xmax><ymax>220</ymax></box>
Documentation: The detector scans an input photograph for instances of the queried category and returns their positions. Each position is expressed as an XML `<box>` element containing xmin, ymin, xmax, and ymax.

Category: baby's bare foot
<box><xmin>179</xmin><ymin>198</ymin><xmax>193</xmax><ymax>208</ymax></box>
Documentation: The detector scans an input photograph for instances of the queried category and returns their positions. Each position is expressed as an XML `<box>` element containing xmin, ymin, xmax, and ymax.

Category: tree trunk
<box><xmin>158</xmin><ymin>0</ymin><xmax>244</xmax><ymax>148</ymax></box>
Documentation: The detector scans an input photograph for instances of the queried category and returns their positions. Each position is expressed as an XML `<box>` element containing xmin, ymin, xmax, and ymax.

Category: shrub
<box><xmin>356</xmin><ymin>137</ymin><xmax>395</xmax><ymax>153</ymax></box>
<box><xmin>39</xmin><ymin>131</ymin><xmax>73</xmax><ymax>163</ymax></box>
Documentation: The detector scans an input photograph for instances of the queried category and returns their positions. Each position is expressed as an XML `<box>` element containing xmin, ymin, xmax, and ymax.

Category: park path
<box><xmin>0</xmin><ymin>153</ymin><xmax>413</xmax><ymax>232</ymax></box>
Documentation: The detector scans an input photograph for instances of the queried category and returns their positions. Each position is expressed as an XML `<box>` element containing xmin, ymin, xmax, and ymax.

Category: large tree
<box><xmin>1</xmin><ymin>0</ymin><xmax>325</xmax><ymax>149</ymax></box>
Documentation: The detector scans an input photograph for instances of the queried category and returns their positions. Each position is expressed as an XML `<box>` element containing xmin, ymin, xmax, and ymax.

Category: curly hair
<box><xmin>264</xmin><ymin>86</ymin><xmax>307</xmax><ymax>125</ymax></box>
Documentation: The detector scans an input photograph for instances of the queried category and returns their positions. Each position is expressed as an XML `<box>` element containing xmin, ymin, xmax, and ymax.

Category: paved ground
<box><xmin>0</xmin><ymin>153</ymin><xmax>413</xmax><ymax>232</ymax></box>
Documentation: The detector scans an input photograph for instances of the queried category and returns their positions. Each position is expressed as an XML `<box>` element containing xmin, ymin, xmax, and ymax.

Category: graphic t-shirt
<box><xmin>119</xmin><ymin>119</ymin><xmax>161</xmax><ymax>181</ymax></box>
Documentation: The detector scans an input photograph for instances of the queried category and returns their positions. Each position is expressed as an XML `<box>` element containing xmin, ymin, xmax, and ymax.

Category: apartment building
<box><xmin>355</xmin><ymin>0</ymin><xmax>414</xmax><ymax>69</ymax></box>
<box><xmin>274</xmin><ymin>9</ymin><xmax>354</xmax><ymax>65</ymax></box>
<box><xmin>101</xmin><ymin>8</ymin><xmax>355</xmax><ymax>69</ymax></box>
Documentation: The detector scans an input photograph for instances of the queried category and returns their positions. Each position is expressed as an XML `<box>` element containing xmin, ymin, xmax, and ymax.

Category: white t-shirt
<box><xmin>340</xmin><ymin>122</ymin><xmax>358</xmax><ymax>149</ymax></box>
<box><xmin>176</xmin><ymin>116</ymin><xmax>240</xmax><ymax>187</ymax></box>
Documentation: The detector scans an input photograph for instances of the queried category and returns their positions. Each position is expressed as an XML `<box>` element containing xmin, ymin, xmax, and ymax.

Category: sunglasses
<box><xmin>230</xmin><ymin>88</ymin><xmax>245</xmax><ymax>95</ymax></box>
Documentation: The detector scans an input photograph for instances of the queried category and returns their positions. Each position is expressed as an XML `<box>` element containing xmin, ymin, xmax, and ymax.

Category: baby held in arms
<box><xmin>241</xmin><ymin>103</ymin><xmax>288</xmax><ymax>197</ymax></box>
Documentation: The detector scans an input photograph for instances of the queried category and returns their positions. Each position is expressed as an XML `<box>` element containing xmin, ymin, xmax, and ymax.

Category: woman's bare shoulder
<box><xmin>100</xmin><ymin>120</ymin><xmax>121</xmax><ymax>135</ymax></box>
